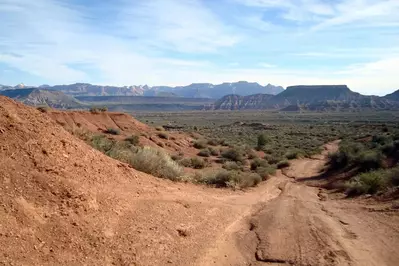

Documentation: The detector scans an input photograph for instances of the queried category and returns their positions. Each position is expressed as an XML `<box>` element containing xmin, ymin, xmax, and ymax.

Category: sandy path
<box><xmin>196</xmin><ymin>141</ymin><xmax>399</xmax><ymax>266</ymax></box>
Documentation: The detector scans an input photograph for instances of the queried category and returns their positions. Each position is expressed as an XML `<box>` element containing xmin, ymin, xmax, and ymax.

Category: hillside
<box><xmin>384</xmin><ymin>89</ymin><xmax>399</xmax><ymax>101</ymax></box>
<box><xmin>213</xmin><ymin>93</ymin><xmax>274</xmax><ymax>110</ymax></box>
<box><xmin>76</xmin><ymin>95</ymin><xmax>214</xmax><ymax>111</ymax></box>
<box><xmin>0</xmin><ymin>88</ymin><xmax>82</xmax><ymax>109</ymax></box>
<box><xmin>0</xmin><ymin>96</ymin><xmax>239</xmax><ymax>265</ymax></box>
<box><xmin>1</xmin><ymin>81</ymin><xmax>284</xmax><ymax>98</ymax></box>
<box><xmin>46</xmin><ymin>110</ymin><xmax>198</xmax><ymax>155</ymax></box>
<box><xmin>214</xmin><ymin>85</ymin><xmax>399</xmax><ymax>111</ymax></box>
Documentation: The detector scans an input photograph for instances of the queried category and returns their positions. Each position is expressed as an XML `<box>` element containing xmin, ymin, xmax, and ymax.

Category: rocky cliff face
<box><xmin>214</xmin><ymin>85</ymin><xmax>399</xmax><ymax>111</ymax></box>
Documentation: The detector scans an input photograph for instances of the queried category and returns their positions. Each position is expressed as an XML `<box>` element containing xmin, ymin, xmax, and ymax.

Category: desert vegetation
<box><xmin>328</xmin><ymin>129</ymin><xmax>399</xmax><ymax>196</ymax></box>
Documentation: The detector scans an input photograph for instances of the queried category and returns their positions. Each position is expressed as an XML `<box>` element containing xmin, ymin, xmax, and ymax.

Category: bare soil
<box><xmin>1</xmin><ymin>97</ymin><xmax>399</xmax><ymax>266</ymax></box>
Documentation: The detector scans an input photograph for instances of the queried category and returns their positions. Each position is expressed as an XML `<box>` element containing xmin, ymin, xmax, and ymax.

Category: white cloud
<box><xmin>0</xmin><ymin>0</ymin><xmax>236</xmax><ymax>84</ymax></box>
<box><xmin>258</xmin><ymin>62</ymin><xmax>275</xmax><ymax>68</ymax></box>
<box><xmin>0</xmin><ymin>0</ymin><xmax>398</xmax><ymax>95</ymax></box>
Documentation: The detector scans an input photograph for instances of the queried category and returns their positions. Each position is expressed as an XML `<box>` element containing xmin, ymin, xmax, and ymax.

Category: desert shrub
<box><xmin>277</xmin><ymin>160</ymin><xmax>290</xmax><ymax>169</ymax></box>
<box><xmin>129</xmin><ymin>147</ymin><xmax>183</xmax><ymax>180</ymax></box>
<box><xmin>197</xmin><ymin>170</ymin><xmax>261</xmax><ymax>189</ymax></box>
<box><xmin>89</xmin><ymin>107</ymin><xmax>99</xmax><ymax>113</ymax></box>
<box><xmin>198</xmin><ymin>149</ymin><xmax>211</xmax><ymax>157</ymax></box>
<box><xmin>193</xmin><ymin>139</ymin><xmax>208</xmax><ymax>149</ymax></box>
<box><xmin>247</xmin><ymin>149</ymin><xmax>259</xmax><ymax>159</ymax></box>
<box><xmin>328</xmin><ymin>142</ymin><xmax>365</xmax><ymax>170</ymax></box>
<box><xmin>355</xmin><ymin>150</ymin><xmax>384</xmax><ymax>171</ymax></box>
<box><xmin>171</xmin><ymin>154</ymin><xmax>183</xmax><ymax>161</ymax></box>
<box><xmin>179</xmin><ymin>157</ymin><xmax>206</xmax><ymax>169</ymax></box>
<box><xmin>125</xmin><ymin>135</ymin><xmax>140</xmax><ymax>145</ymax></box>
<box><xmin>191</xmin><ymin>157</ymin><xmax>207</xmax><ymax>169</ymax></box>
<box><xmin>37</xmin><ymin>106</ymin><xmax>49</xmax><ymax>113</ymax></box>
<box><xmin>197</xmin><ymin>170</ymin><xmax>239</xmax><ymax>188</ymax></box>
<box><xmin>380</xmin><ymin>142</ymin><xmax>397</xmax><ymax>156</ymax></box>
<box><xmin>158</xmin><ymin>132</ymin><xmax>169</xmax><ymax>139</ymax></box>
<box><xmin>221</xmin><ymin>147</ymin><xmax>244</xmax><ymax>162</ymax></box>
<box><xmin>104</xmin><ymin>128</ymin><xmax>121</xmax><ymax>135</ymax></box>
<box><xmin>346</xmin><ymin>171</ymin><xmax>386</xmax><ymax>196</ymax></box>
<box><xmin>91</xmin><ymin>135</ymin><xmax>115</xmax><ymax>153</ymax></box>
<box><xmin>267</xmin><ymin>156</ymin><xmax>283</xmax><ymax>165</ymax></box>
<box><xmin>238</xmin><ymin>173</ymin><xmax>262</xmax><ymax>188</ymax></box>
<box><xmin>285</xmin><ymin>149</ymin><xmax>303</xmax><ymax>160</ymax></box>
<box><xmin>256</xmin><ymin>166</ymin><xmax>277</xmax><ymax>180</ymax></box>
<box><xmin>209</xmin><ymin>147</ymin><xmax>220</xmax><ymax>156</ymax></box>
<box><xmin>250</xmin><ymin>158</ymin><xmax>269</xmax><ymax>170</ymax></box>
<box><xmin>223</xmin><ymin>161</ymin><xmax>242</xmax><ymax>171</ymax></box>
<box><xmin>387</xmin><ymin>167</ymin><xmax>399</xmax><ymax>186</ymax></box>
<box><xmin>155</xmin><ymin>126</ymin><xmax>165</xmax><ymax>131</ymax></box>
<box><xmin>207</xmin><ymin>139</ymin><xmax>220</xmax><ymax>146</ymax></box>
<box><xmin>99</xmin><ymin>106</ymin><xmax>108</xmax><ymax>112</ymax></box>
<box><xmin>257</xmin><ymin>133</ymin><xmax>270</xmax><ymax>149</ymax></box>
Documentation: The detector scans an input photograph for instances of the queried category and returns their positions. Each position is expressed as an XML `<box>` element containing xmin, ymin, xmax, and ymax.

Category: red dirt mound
<box><xmin>47</xmin><ymin>110</ymin><xmax>199</xmax><ymax>155</ymax></box>
<box><xmin>0</xmin><ymin>96</ymin><xmax>234</xmax><ymax>265</ymax></box>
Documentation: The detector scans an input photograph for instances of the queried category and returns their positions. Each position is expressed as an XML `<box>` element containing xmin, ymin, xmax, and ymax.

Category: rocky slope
<box><xmin>0</xmin><ymin>88</ymin><xmax>82</xmax><ymax>109</ymax></box>
<box><xmin>384</xmin><ymin>89</ymin><xmax>399</xmax><ymax>101</ymax></box>
<box><xmin>214</xmin><ymin>85</ymin><xmax>399</xmax><ymax>111</ymax></box>
<box><xmin>213</xmin><ymin>94</ymin><xmax>274</xmax><ymax>110</ymax></box>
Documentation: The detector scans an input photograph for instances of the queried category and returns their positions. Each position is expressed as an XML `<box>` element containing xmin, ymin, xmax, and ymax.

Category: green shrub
<box><xmin>191</xmin><ymin>157</ymin><xmax>207</xmax><ymax>169</ymax></box>
<box><xmin>257</xmin><ymin>133</ymin><xmax>270</xmax><ymax>149</ymax></box>
<box><xmin>355</xmin><ymin>150</ymin><xmax>384</xmax><ymax>171</ymax></box>
<box><xmin>197</xmin><ymin>170</ymin><xmax>239</xmax><ymax>188</ymax></box>
<box><xmin>346</xmin><ymin>171</ymin><xmax>386</xmax><ymax>196</ymax></box>
<box><xmin>99</xmin><ymin>106</ymin><xmax>108</xmax><ymax>112</ymax></box>
<box><xmin>179</xmin><ymin>157</ymin><xmax>206</xmax><ymax>169</ymax></box>
<box><xmin>238</xmin><ymin>173</ymin><xmax>262</xmax><ymax>188</ymax></box>
<box><xmin>207</xmin><ymin>139</ymin><xmax>220</xmax><ymax>146</ymax></box>
<box><xmin>247</xmin><ymin>149</ymin><xmax>259</xmax><ymax>159</ymax></box>
<box><xmin>89</xmin><ymin>107</ymin><xmax>99</xmax><ymax>113</ymax></box>
<box><xmin>388</xmin><ymin>167</ymin><xmax>399</xmax><ymax>186</ymax></box>
<box><xmin>209</xmin><ymin>147</ymin><xmax>220</xmax><ymax>156</ymax></box>
<box><xmin>91</xmin><ymin>135</ymin><xmax>115</xmax><ymax>153</ymax></box>
<box><xmin>223</xmin><ymin>161</ymin><xmax>242</xmax><ymax>171</ymax></box>
<box><xmin>128</xmin><ymin>147</ymin><xmax>183</xmax><ymax>180</ymax></box>
<box><xmin>125</xmin><ymin>135</ymin><xmax>140</xmax><ymax>145</ymax></box>
<box><xmin>256</xmin><ymin>166</ymin><xmax>277</xmax><ymax>180</ymax></box>
<box><xmin>250</xmin><ymin>158</ymin><xmax>269</xmax><ymax>170</ymax></box>
<box><xmin>193</xmin><ymin>139</ymin><xmax>208</xmax><ymax>149</ymax></box>
<box><xmin>277</xmin><ymin>160</ymin><xmax>290</xmax><ymax>169</ymax></box>
<box><xmin>198</xmin><ymin>149</ymin><xmax>211</xmax><ymax>157</ymax></box>
<box><xmin>171</xmin><ymin>154</ymin><xmax>183</xmax><ymax>161</ymax></box>
<box><xmin>221</xmin><ymin>147</ymin><xmax>244</xmax><ymax>162</ymax></box>
<box><xmin>158</xmin><ymin>132</ymin><xmax>169</xmax><ymax>139</ymax></box>
<box><xmin>285</xmin><ymin>149</ymin><xmax>303</xmax><ymax>160</ymax></box>
<box><xmin>104</xmin><ymin>128</ymin><xmax>121</xmax><ymax>135</ymax></box>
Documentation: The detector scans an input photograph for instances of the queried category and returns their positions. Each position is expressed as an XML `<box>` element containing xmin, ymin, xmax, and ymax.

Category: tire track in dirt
<box><xmin>197</xmin><ymin>141</ymin><xmax>399</xmax><ymax>266</ymax></box>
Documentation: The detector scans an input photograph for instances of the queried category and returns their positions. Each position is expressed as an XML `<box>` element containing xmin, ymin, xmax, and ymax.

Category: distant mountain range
<box><xmin>0</xmin><ymin>81</ymin><xmax>284</xmax><ymax>99</ymax></box>
<box><xmin>2</xmin><ymin>83</ymin><xmax>399</xmax><ymax>112</ymax></box>
<box><xmin>213</xmin><ymin>85</ymin><xmax>399</xmax><ymax>111</ymax></box>
<box><xmin>0</xmin><ymin>88</ymin><xmax>82</xmax><ymax>109</ymax></box>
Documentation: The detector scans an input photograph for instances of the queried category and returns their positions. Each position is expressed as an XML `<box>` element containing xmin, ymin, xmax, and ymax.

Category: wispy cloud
<box><xmin>0</xmin><ymin>0</ymin><xmax>398</xmax><ymax>95</ymax></box>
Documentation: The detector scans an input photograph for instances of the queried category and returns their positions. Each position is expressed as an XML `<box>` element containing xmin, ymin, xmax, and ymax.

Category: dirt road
<box><xmin>1</xmin><ymin>96</ymin><xmax>398</xmax><ymax>266</ymax></box>
<box><xmin>196</xmin><ymin>141</ymin><xmax>399</xmax><ymax>266</ymax></box>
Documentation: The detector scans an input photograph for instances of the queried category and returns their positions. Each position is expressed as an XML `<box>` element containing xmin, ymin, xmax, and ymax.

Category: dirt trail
<box><xmin>197</xmin><ymin>141</ymin><xmax>399</xmax><ymax>266</ymax></box>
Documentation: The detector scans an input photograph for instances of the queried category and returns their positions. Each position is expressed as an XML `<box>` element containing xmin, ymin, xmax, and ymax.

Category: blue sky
<box><xmin>0</xmin><ymin>0</ymin><xmax>398</xmax><ymax>95</ymax></box>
